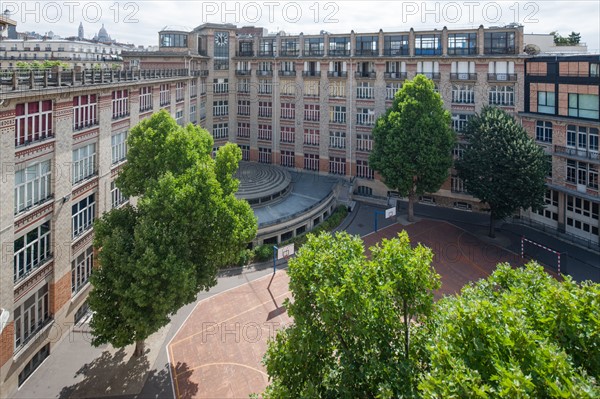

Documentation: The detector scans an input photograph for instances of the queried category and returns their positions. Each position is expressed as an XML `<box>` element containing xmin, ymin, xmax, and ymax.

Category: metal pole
<box><xmin>273</xmin><ymin>246</ymin><xmax>278</xmax><ymax>273</ymax></box>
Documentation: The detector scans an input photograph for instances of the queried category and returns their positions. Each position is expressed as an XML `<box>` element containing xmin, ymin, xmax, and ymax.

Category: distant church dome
<box><xmin>97</xmin><ymin>24</ymin><xmax>111</xmax><ymax>42</ymax></box>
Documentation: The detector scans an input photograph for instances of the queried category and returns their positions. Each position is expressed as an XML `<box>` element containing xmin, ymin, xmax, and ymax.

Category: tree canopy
<box><xmin>551</xmin><ymin>31</ymin><xmax>582</xmax><ymax>46</ymax></box>
<box><xmin>88</xmin><ymin>110</ymin><xmax>257</xmax><ymax>355</ymax></box>
<box><xmin>263</xmin><ymin>231</ymin><xmax>440</xmax><ymax>398</ymax></box>
<box><xmin>455</xmin><ymin>106</ymin><xmax>548</xmax><ymax>237</ymax></box>
<box><xmin>262</xmin><ymin>232</ymin><xmax>600</xmax><ymax>398</ymax></box>
<box><xmin>369</xmin><ymin>74</ymin><xmax>455</xmax><ymax>221</ymax></box>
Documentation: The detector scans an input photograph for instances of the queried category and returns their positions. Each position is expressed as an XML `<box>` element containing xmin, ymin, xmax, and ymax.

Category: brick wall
<box><xmin>0</xmin><ymin>322</ymin><xmax>14</xmax><ymax>368</ymax></box>
<box><xmin>50</xmin><ymin>272</ymin><xmax>71</xmax><ymax>315</ymax></box>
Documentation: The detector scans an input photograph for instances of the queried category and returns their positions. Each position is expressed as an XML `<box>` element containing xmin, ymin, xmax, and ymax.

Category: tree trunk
<box><xmin>407</xmin><ymin>192</ymin><xmax>416</xmax><ymax>223</ymax></box>
<box><xmin>134</xmin><ymin>340</ymin><xmax>145</xmax><ymax>357</ymax></box>
<box><xmin>489</xmin><ymin>212</ymin><xmax>496</xmax><ymax>238</ymax></box>
<box><xmin>403</xmin><ymin>299</ymin><xmax>409</xmax><ymax>360</ymax></box>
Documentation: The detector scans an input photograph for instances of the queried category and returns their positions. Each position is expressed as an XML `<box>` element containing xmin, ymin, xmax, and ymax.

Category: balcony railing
<box><xmin>236</xmin><ymin>50</ymin><xmax>254</xmax><ymax>57</ymax></box>
<box><xmin>235</xmin><ymin>69</ymin><xmax>251</xmax><ymax>76</ymax></box>
<box><xmin>279</xmin><ymin>49</ymin><xmax>299</xmax><ymax>56</ymax></box>
<box><xmin>417</xmin><ymin>72</ymin><xmax>441</xmax><ymax>80</ymax></box>
<box><xmin>258</xmin><ymin>51</ymin><xmax>274</xmax><ymax>57</ymax></box>
<box><xmin>487</xmin><ymin>73</ymin><xmax>517</xmax><ymax>82</ymax></box>
<box><xmin>328</xmin><ymin>49</ymin><xmax>350</xmax><ymax>56</ymax></box>
<box><xmin>327</xmin><ymin>71</ymin><xmax>348</xmax><ymax>78</ymax></box>
<box><xmin>383</xmin><ymin>49</ymin><xmax>410</xmax><ymax>56</ymax></box>
<box><xmin>355</xmin><ymin>49</ymin><xmax>379</xmax><ymax>57</ymax></box>
<box><xmin>0</xmin><ymin>68</ymin><xmax>197</xmax><ymax>93</ymax></box>
<box><xmin>355</xmin><ymin>71</ymin><xmax>376</xmax><ymax>79</ymax></box>
<box><xmin>279</xmin><ymin>70</ymin><xmax>296</xmax><ymax>77</ymax></box>
<box><xmin>555</xmin><ymin>145</ymin><xmax>600</xmax><ymax>161</ymax></box>
<box><xmin>303</xmin><ymin>50</ymin><xmax>324</xmax><ymax>57</ymax></box>
<box><xmin>450</xmin><ymin>73</ymin><xmax>478</xmax><ymax>81</ymax></box>
<box><xmin>256</xmin><ymin>70</ymin><xmax>273</xmax><ymax>76</ymax></box>
<box><xmin>302</xmin><ymin>71</ymin><xmax>321</xmax><ymax>77</ymax></box>
<box><xmin>384</xmin><ymin>72</ymin><xmax>407</xmax><ymax>79</ymax></box>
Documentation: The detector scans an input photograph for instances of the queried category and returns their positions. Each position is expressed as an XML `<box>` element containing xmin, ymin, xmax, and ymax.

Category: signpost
<box><xmin>273</xmin><ymin>243</ymin><xmax>295</xmax><ymax>273</ymax></box>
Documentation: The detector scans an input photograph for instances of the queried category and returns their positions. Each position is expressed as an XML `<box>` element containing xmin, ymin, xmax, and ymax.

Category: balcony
<box><xmin>302</xmin><ymin>71</ymin><xmax>321</xmax><ymax>77</ymax></box>
<box><xmin>450</xmin><ymin>73</ymin><xmax>478</xmax><ymax>81</ymax></box>
<box><xmin>383</xmin><ymin>49</ymin><xmax>409</xmax><ymax>56</ymax></box>
<box><xmin>327</xmin><ymin>71</ymin><xmax>348</xmax><ymax>78</ymax></box>
<box><xmin>279</xmin><ymin>70</ymin><xmax>296</xmax><ymax>77</ymax></box>
<box><xmin>279</xmin><ymin>49</ymin><xmax>299</xmax><ymax>57</ymax></box>
<box><xmin>303</xmin><ymin>50</ymin><xmax>324</xmax><ymax>57</ymax></box>
<box><xmin>355</xmin><ymin>71</ymin><xmax>376</xmax><ymax>79</ymax></box>
<box><xmin>418</xmin><ymin>72</ymin><xmax>441</xmax><ymax>80</ymax></box>
<box><xmin>384</xmin><ymin>72</ymin><xmax>407</xmax><ymax>80</ymax></box>
<box><xmin>487</xmin><ymin>73</ymin><xmax>517</xmax><ymax>82</ymax></box>
<box><xmin>328</xmin><ymin>50</ymin><xmax>350</xmax><ymax>56</ymax></box>
<box><xmin>555</xmin><ymin>145</ymin><xmax>600</xmax><ymax>162</ymax></box>
<box><xmin>355</xmin><ymin>49</ymin><xmax>379</xmax><ymax>57</ymax></box>
<box><xmin>258</xmin><ymin>51</ymin><xmax>274</xmax><ymax>57</ymax></box>
<box><xmin>235</xmin><ymin>69</ymin><xmax>251</xmax><ymax>76</ymax></box>
<box><xmin>256</xmin><ymin>70</ymin><xmax>273</xmax><ymax>76</ymax></box>
<box><xmin>236</xmin><ymin>50</ymin><xmax>254</xmax><ymax>57</ymax></box>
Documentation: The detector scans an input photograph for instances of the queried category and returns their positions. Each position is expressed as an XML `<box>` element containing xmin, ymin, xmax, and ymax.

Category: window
<box><xmin>259</xmin><ymin>101</ymin><xmax>272</xmax><ymax>118</ymax></box>
<box><xmin>451</xmin><ymin>61</ymin><xmax>475</xmax><ymax>80</ymax></box>
<box><xmin>199</xmin><ymin>79</ymin><xmax>207</xmax><ymax>94</ymax></box>
<box><xmin>239</xmin><ymin>144</ymin><xmax>250</xmax><ymax>161</ymax></box>
<box><xmin>112</xmin><ymin>89</ymin><xmax>129</xmax><ymax>119</ymax></box>
<box><xmin>258</xmin><ymin>124</ymin><xmax>272</xmax><ymax>141</ymax></box>
<box><xmin>489</xmin><ymin>85</ymin><xmax>514</xmax><ymax>106</ymax></box>
<box><xmin>281</xmin><ymin>103</ymin><xmax>295</xmax><ymax>119</ymax></box>
<box><xmin>72</xmin><ymin>246</ymin><xmax>93</xmax><ymax>295</ymax></box>
<box><xmin>383</xmin><ymin>35</ymin><xmax>409</xmax><ymax>56</ymax></box>
<box><xmin>15</xmin><ymin>100</ymin><xmax>53</xmax><ymax>146</ymax></box>
<box><xmin>139</xmin><ymin>86</ymin><xmax>153</xmax><ymax>112</ymax></box>
<box><xmin>356</xmin><ymin>186</ymin><xmax>373</xmax><ymax>196</ymax></box>
<box><xmin>328</xmin><ymin>81</ymin><xmax>345</xmax><ymax>98</ymax></box>
<box><xmin>280</xmin><ymin>61</ymin><xmax>295</xmax><ymax>74</ymax></box>
<box><xmin>452</xmin><ymin>84</ymin><xmax>475</xmax><ymax>104</ymax></box>
<box><xmin>489</xmin><ymin>61</ymin><xmax>516</xmax><ymax>80</ymax></box>
<box><xmin>237</xmin><ymin>122</ymin><xmax>250</xmax><ymax>138</ymax></box>
<box><xmin>213</xmin><ymin>100</ymin><xmax>228</xmax><ymax>116</ymax></box>
<box><xmin>453</xmin><ymin>143</ymin><xmax>466</xmax><ymax>160</ymax></box>
<box><xmin>111</xmin><ymin>180</ymin><xmax>127</xmax><ymax>208</ymax></box>
<box><xmin>175</xmin><ymin>110</ymin><xmax>184</xmax><ymax>126</ymax></box>
<box><xmin>190</xmin><ymin>80</ymin><xmax>197</xmax><ymax>98</ymax></box>
<box><xmin>238</xmin><ymin>100</ymin><xmax>250</xmax><ymax>116</ymax></box>
<box><xmin>329</xmin><ymin>157</ymin><xmax>346</xmax><ymax>175</ymax></box>
<box><xmin>357</xmin><ymin>134</ymin><xmax>373</xmax><ymax>151</ymax></box>
<box><xmin>73</xmin><ymin>94</ymin><xmax>98</xmax><ymax>130</ymax></box>
<box><xmin>568</xmin><ymin>94</ymin><xmax>599</xmax><ymax>119</ymax></box>
<box><xmin>190</xmin><ymin>105</ymin><xmax>197</xmax><ymax>124</ymax></box>
<box><xmin>14</xmin><ymin>285</ymin><xmax>50</xmax><ymax>349</ymax></box>
<box><xmin>175</xmin><ymin>82</ymin><xmax>185</xmax><ymax>102</ymax></box>
<box><xmin>281</xmin><ymin>38</ymin><xmax>299</xmax><ymax>56</ymax></box>
<box><xmin>591</xmin><ymin>63</ymin><xmax>599</xmax><ymax>77</ymax></box>
<box><xmin>280</xmin><ymin>80</ymin><xmax>296</xmax><ymax>96</ymax></box>
<box><xmin>451</xmin><ymin>175</ymin><xmax>466</xmax><ymax>193</ymax></box>
<box><xmin>567</xmin><ymin>159</ymin><xmax>577</xmax><ymax>183</ymax></box>
<box><xmin>160</xmin><ymin>33</ymin><xmax>188</xmax><ymax>47</ymax></box>
<box><xmin>356</xmin><ymin>159</ymin><xmax>374</xmax><ymax>179</ymax></box>
<box><xmin>567</xmin><ymin>196</ymin><xmax>599</xmax><ymax>221</ymax></box>
<box><xmin>304</xmin><ymin>104</ymin><xmax>320</xmax><ymax>121</ymax></box>
<box><xmin>537</xmin><ymin>91</ymin><xmax>555</xmax><ymax>114</ymax></box>
<box><xmin>415</xmin><ymin>34</ymin><xmax>442</xmax><ymax>55</ymax></box>
<box><xmin>356</xmin><ymin>108</ymin><xmax>375</xmax><ymax>125</ymax></box>
<box><xmin>213</xmin><ymin>78</ymin><xmax>228</xmax><ymax>93</ymax></box>
<box><xmin>280</xmin><ymin>126</ymin><xmax>295</xmax><ymax>143</ymax></box>
<box><xmin>281</xmin><ymin>150</ymin><xmax>295</xmax><ymax>167</ymax></box>
<box><xmin>72</xmin><ymin>143</ymin><xmax>97</xmax><ymax>184</ymax></box>
<box><xmin>111</xmin><ymin>131</ymin><xmax>127</xmax><ymax>164</ymax></box>
<box><xmin>484</xmin><ymin>31</ymin><xmax>516</xmax><ymax>54</ymax></box>
<box><xmin>258</xmin><ymin>79</ymin><xmax>272</xmax><ymax>94</ymax></box>
<box><xmin>567</xmin><ymin>160</ymin><xmax>598</xmax><ymax>189</ymax></box>
<box><xmin>304</xmin><ymin>153</ymin><xmax>319</xmax><ymax>171</ymax></box>
<box><xmin>14</xmin><ymin>160</ymin><xmax>52</xmax><ymax>214</ymax></box>
<box><xmin>536</xmin><ymin>121</ymin><xmax>552</xmax><ymax>143</ymax></box>
<box><xmin>13</xmin><ymin>221</ymin><xmax>51</xmax><ymax>283</ymax></box>
<box><xmin>199</xmin><ymin>102</ymin><xmax>206</xmax><ymax>120</ymax></box>
<box><xmin>212</xmin><ymin>123</ymin><xmax>228</xmax><ymax>139</ymax></box>
<box><xmin>214</xmin><ymin>31</ymin><xmax>229</xmax><ymax>70</ymax></box>
<box><xmin>159</xmin><ymin>84</ymin><xmax>171</xmax><ymax>106</ymax></box>
<box><xmin>386</xmin><ymin>83</ymin><xmax>402</xmax><ymax>100</ymax></box>
<box><xmin>304</xmin><ymin>37</ymin><xmax>324</xmax><ymax>56</ymax></box>
<box><xmin>448</xmin><ymin>33</ymin><xmax>477</xmax><ymax>55</ymax></box>
<box><xmin>355</xmin><ymin>35</ymin><xmax>378</xmax><ymax>56</ymax></box>
<box><xmin>18</xmin><ymin>344</ymin><xmax>50</xmax><ymax>386</ymax></box>
<box><xmin>452</xmin><ymin>114</ymin><xmax>471</xmax><ymax>133</ymax></box>
<box><xmin>330</xmin><ymin>106</ymin><xmax>346</xmax><ymax>124</ymax></box>
<box><xmin>259</xmin><ymin>147</ymin><xmax>272</xmax><ymax>164</ymax></box>
<box><xmin>416</xmin><ymin>61</ymin><xmax>439</xmax><ymax>79</ymax></box>
<box><xmin>356</xmin><ymin>82</ymin><xmax>374</xmax><ymax>99</ymax></box>
<box><xmin>304</xmin><ymin>128</ymin><xmax>320</xmax><ymax>146</ymax></box>
<box><xmin>304</xmin><ymin>80</ymin><xmax>320</xmax><ymax>97</ymax></box>
<box><xmin>259</xmin><ymin>39</ymin><xmax>275</xmax><ymax>56</ymax></box>
<box><xmin>329</xmin><ymin>131</ymin><xmax>346</xmax><ymax>149</ymax></box>
<box><xmin>238</xmin><ymin>78</ymin><xmax>250</xmax><ymax>93</ymax></box>
<box><xmin>72</xmin><ymin>194</ymin><xmax>95</xmax><ymax>238</ymax></box>
<box><xmin>329</xmin><ymin>36</ymin><xmax>350</xmax><ymax>56</ymax></box>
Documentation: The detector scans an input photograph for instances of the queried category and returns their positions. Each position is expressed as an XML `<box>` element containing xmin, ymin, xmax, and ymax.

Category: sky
<box><xmin>2</xmin><ymin>1</ymin><xmax>599</xmax><ymax>51</ymax></box>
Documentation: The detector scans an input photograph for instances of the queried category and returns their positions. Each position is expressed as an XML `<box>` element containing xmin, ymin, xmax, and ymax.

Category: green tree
<box><xmin>455</xmin><ymin>107</ymin><xmax>548</xmax><ymax>237</ymax></box>
<box><xmin>370</xmin><ymin>74</ymin><xmax>455</xmax><ymax>222</ymax></box>
<box><xmin>263</xmin><ymin>231</ymin><xmax>439</xmax><ymax>398</ymax></box>
<box><xmin>568</xmin><ymin>31</ymin><xmax>582</xmax><ymax>45</ymax></box>
<box><xmin>420</xmin><ymin>263</ymin><xmax>600</xmax><ymax>398</ymax></box>
<box><xmin>88</xmin><ymin>110</ymin><xmax>257</xmax><ymax>356</ymax></box>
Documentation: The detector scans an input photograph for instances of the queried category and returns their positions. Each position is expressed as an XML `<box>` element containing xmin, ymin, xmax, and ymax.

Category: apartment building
<box><xmin>0</xmin><ymin>66</ymin><xmax>203</xmax><ymax>395</ymax></box>
<box><xmin>521</xmin><ymin>55</ymin><xmax>600</xmax><ymax>246</ymax></box>
<box><xmin>124</xmin><ymin>23</ymin><xmax>527</xmax><ymax>210</ymax></box>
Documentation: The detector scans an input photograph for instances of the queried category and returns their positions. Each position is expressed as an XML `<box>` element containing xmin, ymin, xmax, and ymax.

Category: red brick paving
<box><xmin>168</xmin><ymin>219</ymin><xmax>545</xmax><ymax>398</ymax></box>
